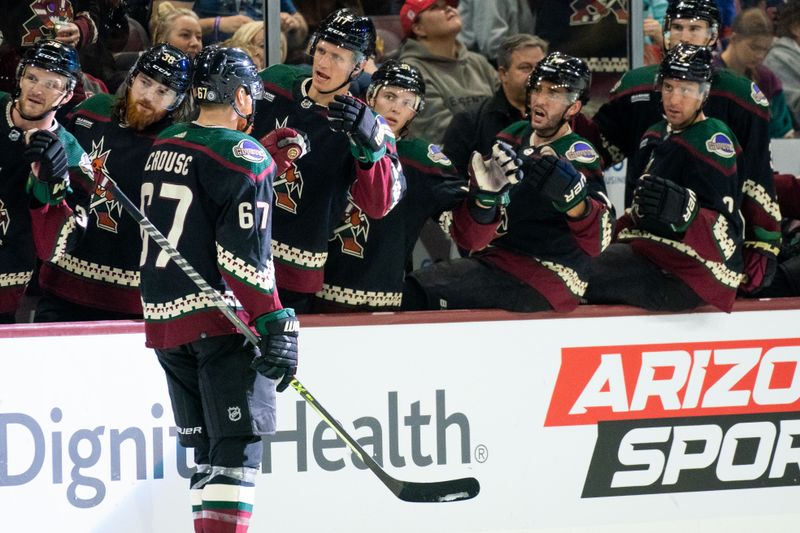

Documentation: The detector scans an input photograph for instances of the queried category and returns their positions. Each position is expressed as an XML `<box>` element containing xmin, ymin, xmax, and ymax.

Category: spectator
<box><xmin>396</xmin><ymin>0</ymin><xmax>498</xmax><ymax>145</ymax></box>
<box><xmin>151</xmin><ymin>3</ymin><xmax>204</xmax><ymax>58</ymax></box>
<box><xmin>457</xmin><ymin>0</ymin><xmax>537</xmax><ymax>65</ymax></box>
<box><xmin>578</xmin><ymin>0</ymin><xmax>782</xmax><ymax>296</ymax></box>
<box><xmin>718</xmin><ymin>8</ymin><xmax>796</xmax><ymax>137</ymax></box>
<box><xmin>78</xmin><ymin>0</ymin><xmax>131</xmax><ymax>94</ymax></box>
<box><xmin>764</xmin><ymin>0</ymin><xmax>800</xmax><ymax>120</ymax></box>
<box><xmin>250</xmin><ymin>8</ymin><xmax>405</xmax><ymax>313</ymax></box>
<box><xmin>34</xmin><ymin>44</ymin><xmax>192</xmax><ymax>323</ymax></box>
<box><xmin>0</xmin><ymin>40</ymin><xmax>94</xmax><ymax>323</ymax></box>
<box><xmin>443</xmin><ymin>33</ymin><xmax>548</xmax><ymax>174</ymax></box>
<box><xmin>586</xmin><ymin>45</ymin><xmax>744</xmax><ymax>312</ymax></box>
<box><xmin>227</xmin><ymin>20</ymin><xmax>288</xmax><ymax>68</ymax></box>
<box><xmin>315</xmin><ymin>60</ymin><xmax>507</xmax><ymax>312</ymax></box>
<box><xmin>193</xmin><ymin>0</ymin><xmax>307</xmax><ymax>45</ymax></box>
<box><xmin>139</xmin><ymin>46</ymin><xmax>301</xmax><ymax>533</ymax></box>
<box><xmin>403</xmin><ymin>53</ymin><xmax>614</xmax><ymax>313</ymax></box>
<box><xmin>643</xmin><ymin>0</ymin><xmax>669</xmax><ymax>63</ymax></box>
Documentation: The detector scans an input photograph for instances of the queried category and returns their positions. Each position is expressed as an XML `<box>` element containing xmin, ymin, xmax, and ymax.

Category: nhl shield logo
<box><xmin>227</xmin><ymin>406</ymin><xmax>242</xmax><ymax>422</ymax></box>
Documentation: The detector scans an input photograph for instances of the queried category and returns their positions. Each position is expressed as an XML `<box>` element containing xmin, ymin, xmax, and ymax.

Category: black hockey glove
<box><xmin>467</xmin><ymin>141</ymin><xmax>522</xmax><ymax>208</ymax></box>
<box><xmin>328</xmin><ymin>94</ymin><xmax>385</xmax><ymax>162</ymax></box>
<box><xmin>24</xmin><ymin>130</ymin><xmax>71</xmax><ymax>205</ymax></box>
<box><xmin>520</xmin><ymin>150</ymin><xmax>587</xmax><ymax>212</ymax></box>
<box><xmin>632</xmin><ymin>174</ymin><xmax>698</xmax><ymax>233</ymax></box>
<box><xmin>252</xmin><ymin>308</ymin><xmax>299</xmax><ymax>393</ymax></box>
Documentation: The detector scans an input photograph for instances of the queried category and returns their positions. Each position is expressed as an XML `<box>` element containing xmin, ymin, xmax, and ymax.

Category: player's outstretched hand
<box><xmin>260</xmin><ymin>127</ymin><xmax>310</xmax><ymax>176</ymax></box>
<box><xmin>252</xmin><ymin>309</ymin><xmax>299</xmax><ymax>392</ymax></box>
<box><xmin>467</xmin><ymin>141</ymin><xmax>521</xmax><ymax>208</ymax></box>
<box><xmin>519</xmin><ymin>147</ymin><xmax>587</xmax><ymax>212</ymax></box>
<box><xmin>328</xmin><ymin>94</ymin><xmax>383</xmax><ymax>154</ymax></box>
<box><xmin>632</xmin><ymin>174</ymin><xmax>698</xmax><ymax>233</ymax></box>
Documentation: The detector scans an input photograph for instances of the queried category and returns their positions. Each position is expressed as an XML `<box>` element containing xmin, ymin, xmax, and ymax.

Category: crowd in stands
<box><xmin>2</xmin><ymin>0</ymin><xmax>800</xmax><ymax>326</ymax></box>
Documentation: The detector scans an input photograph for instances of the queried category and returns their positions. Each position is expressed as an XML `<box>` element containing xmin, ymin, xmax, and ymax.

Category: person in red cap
<box><xmin>397</xmin><ymin>0</ymin><xmax>497</xmax><ymax>145</ymax></box>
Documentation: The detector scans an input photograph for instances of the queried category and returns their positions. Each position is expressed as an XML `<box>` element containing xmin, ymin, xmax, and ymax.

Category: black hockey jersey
<box><xmin>618</xmin><ymin>117</ymin><xmax>744</xmax><ymax>312</ymax></box>
<box><xmin>492</xmin><ymin>122</ymin><xmax>614</xmax><ymax>311</ymax></box>
<box><xmin>251</xmin><ymin>64</ymin><xmax>404</xmax><ymax>294</ymax></box>
<box><xmin>38</xmin><ymin>93</ymin><xmax>173</xmax><ymax>315</ymax></box>
<box><xmin>140</xmin><ymin>122</ymin><xmax>282</xmax><ymax>349</ymax></box>
<box><xmin>316</xmin><ymin>138</ymin><xmax>497</xmax><ymax>311</ymax></box>
<box><xmin>0</xmin><ymin>92</ymin><xmax>92</xmax><ymax>315</ymax></box>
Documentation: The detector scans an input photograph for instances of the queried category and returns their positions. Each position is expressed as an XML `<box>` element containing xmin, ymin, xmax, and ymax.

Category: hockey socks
<box><xmin>191</xmin><ymin>465</ymin><xmax>211</xmax><ymax>533</ymax></box>
<box><xmin>198</xmin><ymin>466</ymin><xmax>258</xmax><ymax>533</ymax></box>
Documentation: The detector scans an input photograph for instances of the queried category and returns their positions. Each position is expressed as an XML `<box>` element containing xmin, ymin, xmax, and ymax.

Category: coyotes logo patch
<box><xmin>87</xmin><ymin>138</ymin><xmax>123</xmax><ymax>232</ymax></box>
<box><xmin>0</xmin><ymin>198</ymin><xmax>10</xmax><ymax>239</ymax></box>
<box><xmin>331</xmin><ymin>204</ymin><xmax>370</xmax><ymax>259</ymax></box>
<box><xmin>21</xmin><ymin>1</ymin><xmax>74</xmax><ymax>46</ymax></box>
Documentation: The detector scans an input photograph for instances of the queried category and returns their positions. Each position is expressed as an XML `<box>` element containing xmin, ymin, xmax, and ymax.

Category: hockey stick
<box><xmin>102</xmin><ymin>174</ymin><xmax>480</xmax><ymax>503</ymax></box>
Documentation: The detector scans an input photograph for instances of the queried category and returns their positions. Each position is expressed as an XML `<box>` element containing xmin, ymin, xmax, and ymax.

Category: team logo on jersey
<box><xmin>227</xmin><ymin>406</ymin><xmax>242</xmax><ymax>422</ymax></box>
<box><xmin>232</xmin><ymin>139</ymin><xmax>266</xmax><ymax>163</ymax></box>
<box><xmin>331</xmin><ymin>203</ymin><xmax>370</xmax><ymax>259</ymax></box>
<box><xmin>705</xmin><ymin>132</ymin><xmax>736</xmax><ymax>158</ymax></box>
<box><xmin>274</xmin><ymin>164</ymin><xmax>303</xmax><ymax>214</ymax></box>
<box><xmin>0</xmin><ymin>198</ymin><xmax>10</xmax><ymax>238</ymax></box>
<box><xmin>565</xmin><ymin>141</ymin><xmax>598</xmax><ymax>164</ymax></box>
<box><xmin>750</xmin><ymin>82</ymin><xmax>769</xmax><ymax>107</ymax></box>
<box><xmin>570</xmin><ymin>0</ymin><xmax>628</xmax><ymax>25</ymax></box>
<box><xmin>427</xmin><ymin>144</ymin><xmax>452</xmax><ymax>166</ymax></box>
<box><xmin>21</xmin><ymin>1</ymin><xmax>74</xmax><ymax>45</ymax></box>
<box><xmin>87</xmin><ymin>138</ymin><xmax>123</xmax><ymax>233</ymax></box>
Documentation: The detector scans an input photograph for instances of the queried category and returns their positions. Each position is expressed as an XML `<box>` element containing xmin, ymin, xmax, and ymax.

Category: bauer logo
<box><xmin>565</xmin><ymin>141</ymin><xmax>598</xmax><ymax>164</ymax></box>
<box><xmin>705</xmin><ymin>133</ymin><xmax>736</xmax><ymax>159</ymax></box>
<box><xmin>232</xmin><ymin>139</ymin><xmax>266</xmax><ymax>163</ymax></box>
<box><xmin>545</xmin><ymin>339</ymin><xmax>800</xmax><ymax>497</ymax></box>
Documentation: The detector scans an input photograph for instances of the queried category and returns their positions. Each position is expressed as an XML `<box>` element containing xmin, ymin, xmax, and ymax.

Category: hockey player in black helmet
<box><xmin>586</xmin><ymin>43</ymin><xmax>745</xmax><ymax>313</ymax></box>
<box><xmin>0</xmin><ymin>39</ymin><xmax>94</xmax><ymax>323</ymax></box>
<box><xmin>140</xmin><ymin>45</ymin><xmax>307</xmax><ymax>533</ymax></box>
<box><xmin>33</xmin><ymin>43</ymin><xmax>193</xmax><ymax>323</ymax></box>
<box><xmin>403</xmin><ymin>51</ymin><xmax>614</xmax><ymax>313</ymax></box>
<box><xmin>582</xmin><ymin>0</ymin><xmax>781</xmax><ymax>296</ymax></box>
<box><xmin>317</xmin><ymin>59</ymin><xmax>517</xmax><ymax>312</ymax></box>
<box><xmin>251</xmin><ymin>8</ymin><xmax>404</xmax><ymax>313</ymax></box>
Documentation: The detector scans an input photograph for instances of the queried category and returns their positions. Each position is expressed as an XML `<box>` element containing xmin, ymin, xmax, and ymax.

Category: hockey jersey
<box><xmin>140</xmin><ymin>122</ymin><xmax>282</xmax><ymax>349</ymax></box>
<box><xmin>0</xmin><ymin>92</ymin><xmax>92</xmax><ymax>315</ymax></box>
<box><xmin>38</xmin><ymin>93</ymin><xmax>173</xmax><ymax>315</ymax></box>
<box><xmin>491</xmin><ymin>122</ymin><xmax>614</xmax><ymax>311</ymax></box>
<box><xmin>586</xmin><ymin>65</ymin><xmax>781</xmax><ymax>263</ymax></box>
<box><xmin>619</xmin><ymin>117</ymin><xmax>744</xmax><ymax>312</ymax></box>
<box><xmin>317</xmin><ymin>138</ymin><xmax>497</xmax><ymax>311</ymax></box>
<box><xmin>251</xmin><ymin>64</ymin><xmax>404</xmax><ymax>294</ymax></box>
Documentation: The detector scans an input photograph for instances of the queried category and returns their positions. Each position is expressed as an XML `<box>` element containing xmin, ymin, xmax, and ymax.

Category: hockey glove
<box><xmin>328</xmin><ymin>94</ymin><xmax>386</xmax><ymax>163</ymax></box>
<box><xmin>467</xmin><ymin>141</ymin><xmax>522</xmax><ymax>208</ymax></box>
<box><xmin>259</xmin><ymin>127</ymin><xmax>310</xmax><ymax>177</ymax></box>
<box><xmin>520</xmin><ymin>151</ymin><xmax>587</xmax><ymax>212</ymax></box>
<box><xmin>252</xmin><ymin>308</ymin><xmax>299</xmax><ymax>392</ymax></box>
<box><xmin>632</xmin><ymin>174</ymin><xmax>698</xmax><ymax>233</ymax></box>
<box><xmin>24</xmin><ymin>130</ymin><xmax>71</xmax><ymax>205</ymax></box>
<box><xmin>739</xmin><ymin>248</ymin><xmax>778</xmax><ymax>295</ymax></box>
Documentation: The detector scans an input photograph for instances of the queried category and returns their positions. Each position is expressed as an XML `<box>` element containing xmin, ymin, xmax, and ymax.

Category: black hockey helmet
<box><xmin>16</xmin><ymin>39</ymin><xmax>81</xmax><ymax>92</ymax></box>
<box><xmin>525</xmin><ymin>52</ymin><xmax>591</xmax><ymax>115</ymax></box>
<box><xmin>663</xmin><ymin>0</ymin><xmax>721</xmax><ymax>44</ymax></box>
<box><xmin>367</xmin><ymin>59</ymin><xmax>426</xmax><ymax>113</ymax></box>
<box><xmin>130</xmin><ymin>43</ymin><xmax>192</xmax><ymax>110</ymax></box>
<box><xmin>657</xmin><ymin>43</ymin><xmax>713</xmax><ymax>86</ymax></box>
<box><xmin>191</xmin><ymin>46</ymin><xmax>264</xmax><ymax>106</ymax></box>
<box><xmin>308</xmin><ymin>8</ymin><xmax>376</xmax><ymax>62</ymax></box>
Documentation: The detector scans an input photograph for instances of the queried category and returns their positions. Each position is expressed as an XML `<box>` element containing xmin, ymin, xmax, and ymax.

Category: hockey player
<box><xmin>403</xmin><ymin>53</ymin><xmax>614</xmax><ymax>312</ymax></box>
<box><xmin>140</xmin><ymin>46</ymin><xmax>306</xmax><ymax>533</ymax></box>
<box><xmin>586</xmin><ymin>44</ymin><xmax>744</xmax><ymax>312</ymax></box>
<box><xmin>251</xmin><ymin>8</ymin><xmax>405</xmax><ymax>313</ymax></box>
<box><xmin>580</xmin><ymin>0</ymin><xmax>781</xmax><ymax>295</ymax></box>
<box><xmin>33</xmin><ymin>43</ymin><xmax>192</xmax><ymax>322</ymax></box>
<box><xmin>0</xmin><ymin>39</ymin><xmax>93</xmax><ymax>323</ymax></box>
<box><xmin>314</xmin><ymin>60</ymin><xmax>517</xmax><ymax>312</ymax></box>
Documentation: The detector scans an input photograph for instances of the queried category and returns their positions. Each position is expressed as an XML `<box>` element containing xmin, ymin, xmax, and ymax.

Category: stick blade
<box><xmin>394</xmin><ymin>476</ymin><xmax>480</xmax><ymax>503</ymax></box>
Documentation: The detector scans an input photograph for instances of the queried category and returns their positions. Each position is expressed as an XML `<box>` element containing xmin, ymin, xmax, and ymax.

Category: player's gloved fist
<box><xmin>328</xmin><ymin>94</ymin><xmax>385</xmax><ymax>158</ymax></box>
<box><xmin>259</xmin><ymin>127</ymin><xmax>310</xmax><ymax>176</ymax></box>
<box><xmin>520</xmin><ymin>149</ymin><xmax>587</xmax><ymax>212</ymax></box>
<box><xmin>24</xmin><ymin>130</ymin><xmax>71</xmax><ymax>206</ymax></box>
<box><xmin>632</xmin><ymin>174</ymin><xmax>698</xmax><ymax>233</ymax></box>
<box><xmin>467</xmin><ymin>141</ymin><xmax>521</xmax><ymax>208</ymax></box>
<box><xmin>739</xmin><ymin>248</ymin><xmax>778</xmax><ymax>294</ymax></box>
<box><xmin>252</xmin><ymin>308</ymin><xmax>299</xmax><ymax>392</ymax></box>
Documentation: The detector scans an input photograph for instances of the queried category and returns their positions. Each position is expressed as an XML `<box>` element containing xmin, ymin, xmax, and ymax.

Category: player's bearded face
<box><xmin>528</xmin><ymin>81</ymin><xmax>576</xmax><ymax>135</ymax></box>
<box><xmin>126</xmin><ymin>74</ymin><xmax>172</xmax><ymax>130</ymax></box>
